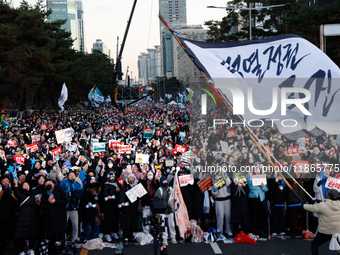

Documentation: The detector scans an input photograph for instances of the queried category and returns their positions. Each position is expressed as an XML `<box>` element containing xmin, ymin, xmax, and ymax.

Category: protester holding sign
<box><xmin>246</xmin><ymin>166</ymin><xmax>268</xmax><ymax>237</ymax></box>
<box><xmin>212</xmin><ymin>171</ymin><xmax>233</xmax><ymax>237</ymax></box>
<box><xmin>119</xmin><ymin>174</ymin><xmax>139</xmax><ymax>246</ymax></box>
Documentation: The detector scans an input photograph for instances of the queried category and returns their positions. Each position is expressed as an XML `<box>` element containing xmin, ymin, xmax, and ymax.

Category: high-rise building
<box><xmin>138</xmin><ymin>46</ymin><xmax>161</xmax><ymax>86</ymax></box>
<box><xmin>47</xmin><ymin>0</ymin><xmax>79</xmax><ymax>51</ymax></box>
<box><xmin>92</xmin><ymin>39</ymin><xmax>111</xmax><ymax>58</ymax></box>
<box><xmin>159</xmin><ymin>0</ymin><xmax>187</xmax><ymax>77</ymax></box>
<box><xmin>75</xmin><ymin>1</ymin><xmax>85</xmax><ymax>52</ymax></box>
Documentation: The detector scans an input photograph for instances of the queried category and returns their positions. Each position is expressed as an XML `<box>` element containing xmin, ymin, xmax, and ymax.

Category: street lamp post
<box><xmin>207</xmin><ymin>3</ymin><xmax>286</xmax><ymax>40</ymax></box>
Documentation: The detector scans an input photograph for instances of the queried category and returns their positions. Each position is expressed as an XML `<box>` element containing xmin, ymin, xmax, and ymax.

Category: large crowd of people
<box><xmin>0</xmin><ymin>101</ymin><xmax>340</xmax><ymax>255</ymax></box>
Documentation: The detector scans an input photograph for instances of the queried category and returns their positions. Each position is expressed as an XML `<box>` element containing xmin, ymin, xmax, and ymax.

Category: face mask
<box><xmin>108</xmin><ymin>164</ymin><xmax>113</xmax><ymax>168</ymax></box>
<box><xmin>53</xmin><ymin>166</ymin><xmax>57</xmax><ymax>171</ymax></box>
<box><xmin>46</xmin><ymin>184</ymin><xmax>53</xmax><ymax>191</ymax></box>
<box><xmin>161</xmin><ymin>181</ymin><xmax>168</xmax><ymax>188</ymax></box>
<box><xmin>147</xmin><ymin>175</ymin><xmax>153</xmax><ymax>180</ymax></box>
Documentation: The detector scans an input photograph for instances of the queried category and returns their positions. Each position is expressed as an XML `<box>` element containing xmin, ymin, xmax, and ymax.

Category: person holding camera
<box><xmin>40</xmin><ymin>178</ymin><xmax>68</xmax><ymax>255</ymax></box>
<box><xmin>154</xmin><ymin>176</ymin><xmax>177</xmax><ymax>246</ymax></box>
<box><xmin>60</xmin><ymin>169</ymin><xmax>84</xmax><ymax>242</ymax></box>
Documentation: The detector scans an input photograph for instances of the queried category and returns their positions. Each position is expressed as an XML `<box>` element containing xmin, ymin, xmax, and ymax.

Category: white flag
<box><xmin>178</xmin><ymin>34</ymin><xmax>340</xmax><ymax>139</ymax></box>
<box><xmin>58</xmin><ymin>83</ymin><xmax>68</xmax><ymax>111</ymax></box>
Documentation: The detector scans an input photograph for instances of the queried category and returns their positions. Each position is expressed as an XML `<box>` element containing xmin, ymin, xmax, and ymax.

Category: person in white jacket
<box><xmin>312</xmin><ymin>167</ymin><xmax>330</xmax><ymax>217</ymax></box>
<box><xmin>303</xmin><ymin>189</ymin><xmax>340</xmax><ymax>255</ymax></box>
<box><xmin>212</xmin><ymin>171</ymin><xmax>232</xmax><ymax>237</ymax></box>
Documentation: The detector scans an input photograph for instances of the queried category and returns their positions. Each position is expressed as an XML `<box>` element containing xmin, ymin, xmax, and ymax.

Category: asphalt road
<box><xmin>77</xmin><ymin>238</ymin><xmax>335</xmax><ymax>255</ymax></box>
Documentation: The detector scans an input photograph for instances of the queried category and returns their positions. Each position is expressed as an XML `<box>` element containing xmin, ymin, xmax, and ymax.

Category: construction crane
<box><xmin>113</xmin><ymin>0</ymin><xmax>138</xmax><ymax>104</ymax></box>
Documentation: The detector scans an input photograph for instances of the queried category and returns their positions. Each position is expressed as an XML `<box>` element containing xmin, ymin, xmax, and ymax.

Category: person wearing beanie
<box><xmin>155</xmin><ymin>176</ymin><xmax>177</xmax><ymax>246</ymax></box>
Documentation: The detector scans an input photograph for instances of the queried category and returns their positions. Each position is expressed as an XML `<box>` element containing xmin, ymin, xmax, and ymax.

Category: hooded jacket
<box><xmin>304</xmin><ymin>199</ymin><xmax>340</xmax><ymax>235</ymax></box>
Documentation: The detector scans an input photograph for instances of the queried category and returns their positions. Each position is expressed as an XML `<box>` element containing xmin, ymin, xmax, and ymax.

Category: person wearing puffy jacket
<box><xmin>304</xmin><ymin>189</ymin><xmax>340</xmax><ymax>255</ymax></box>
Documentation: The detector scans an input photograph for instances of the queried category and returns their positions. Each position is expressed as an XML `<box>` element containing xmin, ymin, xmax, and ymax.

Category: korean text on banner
<box><xmin>125</xmin><ymin>183</ymin><xmax>147</xmax><ymax>203</ymax></box>
<box><xmin>55</xmin><ymin>128</ymin><xmax>74</xmax><ymax>144</ymax></box>
<box><xmin>251</xmin><ymin>174</ymin><xmax>267</xmax><ymax>186</ymax></box>
<box><xmin>179</xmin><ymin>174</ymin><xmax>194</xmax><ymax>187</ymax></box>
<box><xmin>92</xmin><ymin>143</ymin><xmax>106</xmax><ymax>153</ymax></box>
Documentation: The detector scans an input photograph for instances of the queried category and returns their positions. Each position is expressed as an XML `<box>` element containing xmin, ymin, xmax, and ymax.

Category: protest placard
<box><xmin>227</xmin><ymin>130</ymin><xmax>236</xmax><ymax>137</ymax></box>
<box><xmin>251</xmin><ymin>174</ymin><xmax>267</xmax><ymax>186</ymax></box>
<box><xmin>298</xmin><ymin>138</ymin><xmax>306</xmax><ymax>151</ymax></box>
<box><xmin>305</xmin><ymin>137</ymin><xmax>311</xmax><ymax>143</ymax></box>
<box><xmin>143</xmin><ymin>130</ymin><xmax>153</xmax><ymax>139</ymax></box>
<box><xmin>325</xmin><ymin>177</ymin><xmax>340</xmax><ymax>191</ymax></box>
<box><xmin>55</xmin><ymin>128</ymin><xmax>74</xmax><ymax>144</ymax></box>
<box><xmin>286</xmin><ymin>146</ymin><xmax>299</xmax><ymax>156</ymax></box>
<box><xmin>40</xmin><ymin>124</ymin><xmax>48</xmax><ymax>130</ymax></box>
<box><xmin>156</xmin><ymin>130</ymin><xmax>162</xmax><ymax>136</ymax></box>
<box><xmin>51</xmin><ymin>146</ymin><xmax>62</xmax><ymax>157</ymax></box>
<box><xmin>292</xmin><ymin>160</ymin><xmax>310</xmax><ymax>173</ymax></box>
<box><xmin>165</xmin><ymin>159</ymin><xmax>174</xmax><ymax>167</ymax></box>
<box><xmin>119</xmin><ymin>145</ymin><xmax>132</xmax><ymax>153</ymax></box>
<box><xmin>31</xmin><ymin>135</ymin><xmax>41</xmax><ymax>143</ymax></box>
<box><xmin>15</xmin><ymin>150</ymin><xmax>24</xmax><ymax>155</ymax></box>
<box><xmin>14</xmin><ymin>155</ymin><xmax>25</xmax><ymax>164</ymax></box>
<box><xmin>179</xmin><ymin>174</ymin><xmax>194</xmax><ymax>187</ymax></box>
<box><xmin>197</xmin><ymin>176</ymin><xmax>213</xmax><ymax>193</ymax></box>
<box><xmin>7</xmin><ymin>139</ymin><xmax>16</xmax><ymax>147</ymax></box>
<box><xmin>91</xmin><ymin>138</ymin><xmax>99</xmax><ymax>144</ymax></box>
<box><xmin>179</xmin><ymin>132</ymin><xmax>186</xmax><ymax>138</ymax></box>
<box><xmin>92</xmin><ymin>143</ymin><xmax>106</xmax><ymax>153</ymax></box>
<box><xmin>125</xmin><ymin>183</ymin><xmax>147</xmax><ymax>203</ymax></box>
<box><xmin>220</xmin><ymin>141</ymin><xmax>229</xmax><ymax>154</ymax></box>
<box><xmin>109</xmin><ymin>140</ymin><xmax>121</xmax><ymax>150</ymax></box>
<box><xmin>0</xmin><ymin>150</ymin><xmax>4</xmax><ymax>157</ymax></box>
<box><xmin>197</xmin><ymin>120</ymin><xmax>205</xmax><ymax>124</ymax></box>
<box><xmin>173</xmin><ymin>144</ymin><xmax>187</xmax><ymax>154</ymax></box>
<box><xmin>0</xmin><ymin>120</ymin><xmax>9</xmax><ymax>127</ymax></box>
<box><xmin>66</xmin><ymin>142</ymin><xmax>78</xmax><ymax>152</ymax></box>
<box><xmin>26</xmin><ymin>143</ymin><xmax>39</xmax><ymax>153</ymax></box>
<box><xmin>135</xmin><ymin>154</ymin><xmax>149</xmax><ymax>164</ymax></box>
<box><xmin>213</xmin><ymin>177</ymin><xmax>226</xmax><ymax>190</ymax></box>
<box><xmin>105</xmin><ymin>126</ymin><xmax>114</xmax><ymax>134</ymax></box>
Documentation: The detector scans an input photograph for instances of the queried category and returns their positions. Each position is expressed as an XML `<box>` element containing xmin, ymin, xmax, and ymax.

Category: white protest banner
<box><xmin>31</xmin><ymin>135</ymin><xmax>41</xmax><ymax>143</ymax></box>
<box><xmin>119</xmin><ymin>145</ymin><xmax>132</xmax><ymax>153</ymax></box>
<box><xmin>251</xmin><ymin>174</ymin><xmax>267</xmax><ymax>186</ymax></box>
<box><xmin>165</xmin><ymin>159</ymin><xmax>174</xmax><ymax>167</ymax></box>
<box><xmin>179</xmin><ymin>174</ymin><xmax>194</xmax><ymax>187</ymax></box>
<box><xmin>91</xmin><ymin>138</ymin><xmax>99</xmax><ymax>144</ymax></box>
<box><xmin>125</xmin><ymin>183</ymin><xmax>147</xmax><ymax>203</ymax></box>
<box><xmin>55</xmin><ymin>128</ymin><xmax>74</xmax><ymax>144</ymax></box>
<box><xmin>298</xmin><ymin>138</ymin><xmax>306</xmax><ymax>151</ymax></box>
<box><xmin>135</xmin><ymin>154</ymin><xmax>149</xmax><ymax>164</ymax></box>
<box><xmin>220</xmin><ymin>141</ymin><xmax>229</xmax><ymax>154</ymax></box>
<box><xmin>66</xmin><ymin>142</ymin><xmax>78</xmax><ymax>152</ymax></box>
<box><xmin>325</xmin><ymin>177</ymin><xmax>340</xmax><ymax>191</ymax></box>
<box><xmin>109</xmin><ymin>140</ymin><xmax>121</xmax><ymax>150</ymax></box>
<box><xmin>92</xmin><ymin>143</ymin><xmax>106</xmax><ymax>153</ymax></box>
<box><xmin>179</xmin><ymin>132</ymin><xmax>186</xmax><ymax>138</ymax></box>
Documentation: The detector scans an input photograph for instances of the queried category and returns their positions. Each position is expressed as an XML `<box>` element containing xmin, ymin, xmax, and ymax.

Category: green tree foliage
<box><xmin>0</xmin><ymin>0</ymin><xmax>115</xmax><ymax>110</ymax></box>
<box><xmin>204</xmin><ymin>0</ymin><xmax>340</xmax><ymax>66</ymax></box>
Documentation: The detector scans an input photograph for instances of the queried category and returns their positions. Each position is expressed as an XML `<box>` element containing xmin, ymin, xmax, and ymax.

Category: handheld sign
<box><xmin>197</xmin><ymin>176</ymin><xmax>213</xmax><ymax>193</ymax></box>
<box><xmin>251</xmin><ymin>174</ymin><xmax>267</xmax><ymax>186</ymax></box>
<box><xmin>125</xmin><ymin>183</ymin><xmax>147</xmax><ymax>203</ymax></box>
<box><xmin>179</xmin><ymin>174</ymin><xmax>194</xmax><ymax>187</ymax></box>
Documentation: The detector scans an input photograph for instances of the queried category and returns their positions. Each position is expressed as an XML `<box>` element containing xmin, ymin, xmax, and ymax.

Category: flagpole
<box><xmin>158</xmin><ymin>15</ymin><xmax>314</xmax><ymax>202</ymax></box>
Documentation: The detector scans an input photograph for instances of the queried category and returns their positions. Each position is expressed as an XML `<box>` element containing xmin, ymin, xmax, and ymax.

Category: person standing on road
<box><xmin>303</xmin><ymin>189</ymin><xmax>340</xmax><ymax>255</ymax></box>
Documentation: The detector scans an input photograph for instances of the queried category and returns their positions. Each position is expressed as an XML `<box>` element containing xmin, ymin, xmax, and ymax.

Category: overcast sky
<box><xmin>14</xmin><ymin>0</ymin><xmax>228</xmax><ymax>82</ymax></box>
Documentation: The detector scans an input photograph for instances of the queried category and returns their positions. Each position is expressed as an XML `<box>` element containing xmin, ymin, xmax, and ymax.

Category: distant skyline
<box><xmin>14</xmin><ymin>0</ymin><xmax>228</xmax><ymax>82</ymax></box>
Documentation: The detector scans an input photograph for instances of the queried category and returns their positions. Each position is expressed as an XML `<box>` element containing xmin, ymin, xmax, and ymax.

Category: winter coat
<box><xmin>103</xmin><ymin>181</ymin><xmax>119</xmax><ymax>209</ymax></box>
<box><xmin>13</xmin><ymin>187</ymin><xmax>39</xmax><ymax>239</ymax></box>
<box><xmin>267</xmin><ymin>178</ymin><xmax>286</xmax><ymax>204</ymax></box>
<box><xmin>60</xmin><ymin>179</ymin><xmax>84</xmax><ymax>210</ymax></box>
<box><xmin>0</xmin><ymin>187</ymin><xmax>17</xmax><ymax>239</ymax></box>
<box><xmin>304</xmin><ymin>199</ymin><xmax>340</xmax><ymax>235</ymax></box>
<box><xmin>247</xmin><ymin>176</ymin><xmax>268</xmax><ymax>202</ymax></box>
<box><xmin>192</xmin><ymin>178</ymin><xmax>204</xmax><ymax>220</ymax></box>
<box><xmin>154</xmin><ymin>186</ymin><xmax>173</xmax><ymax>215</ymax></box>
<box><xmin>287</xmin><ymin>177</ymin><xmax>307</xmax><ymax>204</ymax></box>
<box><xmin>40</xmin><ymin>185</ymin><xmax>68</xmax><ymax>238</ymax></box>
<box><xmin>119</xmin><ymin>183</ymin><xmax>138</xmax><ymax>231</ymax></box>
<box><xmin>82</xmin><ymin>184</ymin><xmax>101</xmax><ymax>225</ymax></box>
<box><xmin>230</xmin><ymin>182</ymin><xmax>250</xmax><ymax>225</ymax></box>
